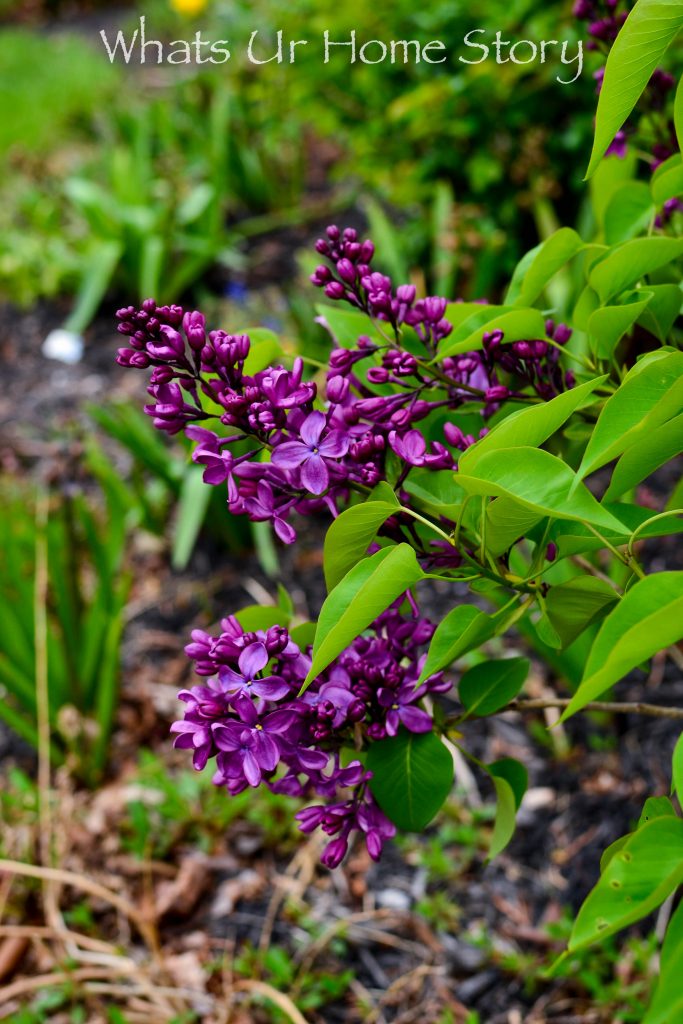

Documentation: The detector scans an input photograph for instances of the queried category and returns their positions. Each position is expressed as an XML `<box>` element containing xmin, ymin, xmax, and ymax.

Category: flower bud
<box><xmin>327</xmin><ymin>374</ymin><xmax>350</xmax><ymax>403</ymax></box>
<box><xmin>486</xmin><ymin>385</ymin><xmax>510</xmax><ymax>402</ymax></box>
<box><xmin>324</xmin><ymin>281</ymin><xmax>346</xmax><ymax>300</ymax></box>
<box><xmin>336</xmin><ymin>258</ymin><xmax>356</xmax><ymax>283</ymax></box>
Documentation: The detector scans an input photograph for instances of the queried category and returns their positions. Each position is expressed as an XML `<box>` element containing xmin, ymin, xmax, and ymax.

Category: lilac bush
<box><xmin>114</xmin><ymin>4</ymin><xmax>683</xmax><ymax>1005</ymax></box>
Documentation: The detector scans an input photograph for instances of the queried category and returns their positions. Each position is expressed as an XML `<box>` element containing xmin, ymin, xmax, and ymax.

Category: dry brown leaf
<box><xmin>155</xmin><ymin>856</ymin><xmax>208</xmax><ymax>919</ymax></box>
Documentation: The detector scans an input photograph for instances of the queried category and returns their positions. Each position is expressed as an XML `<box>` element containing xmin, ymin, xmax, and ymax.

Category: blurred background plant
<box><xmin>0</xmin><ymin>0</ymin><xmax>607</xmax><ymax>325</ymax></box>
<box><xmin>0</xmin><ymin>478</ymin><xmax>131</xmax><ymax>782</ymax></box>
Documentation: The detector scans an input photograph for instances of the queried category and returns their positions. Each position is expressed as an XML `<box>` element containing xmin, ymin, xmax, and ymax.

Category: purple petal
<box><xmin>238</xmin><ymin>642</ymin><xmax>269</xmax><ymax>679</ymax></box>
<box><xmin>317</xmin><ymin>431</ymin><xmax>349</xmax><ymax>459</ymax></box>
<box><xmin>233</xmin><ymin>694</ymin><xmax>258</xmax><ymax>725</ymax></box>
<box><xmin>202</xmin><ymin>464</ymin><xmax>229</xmax><ymax>485</ymax></box>
<box><xmin>186</xmin><ymin>426</ymin><xmax>219</xmax><ymax>446</ymax></box>
<box><xmin>192</xmin><ymin>743</ymin><xmax>211</xmax><ymax>771</ymax></box>
<box><xmin>274</xmin><ymin>517</ymin><xmax>296</xmax><ymax>544</ymax></box>
<box><xmin>243</xmin><ymin>496</ymin><xmax>268</xmax><ymax>520</ymax></box>
<box><xmin>399</xmin><ymin>706</ymin><xmax>433</xmax><ymax>733</ymax></box>
<box><xmin>295</xmin><ymin>747</ymin><xmax>330</xmax><ymax>771</ymax></box>
<box><xmin>376</xmin><ymin>687</ymin><xmax>395</xmax><ymax>709</ymax></box>
<box><xmin>264</xmin><ymin>709</ymin><xmax>300</xmax><ymax>734</ymax></box>
<box><xmin>300</xmin><ymin>410</ymin><xmax>326</xmax><ymax>447</ymax></box>
<box><xmin>256</xmin><ymin>481</ymin><xmax>274</xmax><ymax>508</ymax></box>
<box><xmin>402</xmin><ymin>430</ymin><xmax>426</xmax><ymax>462</ymax></box>
<box><xmin>243</xmin><ymin>749</ymin><xmax>262</xmax><ymax>787</ymax></box>
<box><xmin>217</xmin><ymin>666</ymin><xmax>246</xmax><ymax>692</ymax></box>
<box><xmin>301</xmin><ymin>454</ymin><xmax>329</xmax><ymax>495</ymax></box>
<box><xmin>251</xmin><ymin>677</ymin><xmax>292</xmax><ymax>701</ymax></box>
<box><xmin>212</xmin><ymin>723</ymin><xmax>243</xmax><ymax>751</ymax></box>
<box><xmin>252</xmin><ymin>731</ymin><xmax>280</xmax><ymax>771</ymax></box>
<box><xmin>385</xmin><ymin>710</ymin><xmax>400</xmax><ymax>736</ymax></box>
<box><xmin>271</xmin><ymin>441</ymin><xmax>309</xmax><ymax>470</ymax></box>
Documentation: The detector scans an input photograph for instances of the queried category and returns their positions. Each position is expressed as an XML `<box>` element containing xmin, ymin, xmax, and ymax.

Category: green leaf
<box><xmin>172</xmin><ymin>466</ymin><xmax>212</xmax><ymax>571</ymax></box>
<box><xmin>487</xmin><ymin>759</ymin><xmax>528</xmax><ymax>859</ymax></box>
<box><xmin>676</xmin><ymin>74</ymin><xmax>683</xmax><ymax>152</ymax></box>
<box><xmin>588</xmin><ymin>238</ymin><xmax>683</xmax><ymax>303</ymax></box>
<box><xmin>651</xmin><ymin>159</ymin><xmax>683</xmax><ymax>205</ymax></box>
<box><xmin>587</xmin><ymin>292</ymin><xmax>653</xmax><ymax>360</ymax></box>
<box><xmin>437</xmin><ymin>308</ymin><xmax>548</xmax><ymax>359</ymax></box>
<box><xmin>459</xmin><ymin>377</ymin><xmax>606</xmax><ymax>473</ymax></box>
<box><xmin>604</xmin><ymin>411</ymin><xmax>683</xmax><ymax>499</ymax></box>
<box><xmin>234</xmin><ymin>604</ymin><xmax>290</xmax><ymax>632</ymax></box>
<box><xmin>560</xmin><ymin>572</ymin><xmax>683</xmax><ymax>720</ymax></box>
<box><xmin>643</xmin><ymin>899</ymin><xmax>683</xmax><ymax>1023</ymax></box>
<box><xmin>489</xmin><ymin>758</ymin><xmax>528</xmax><ymax>809</ymax></box>
<box><xmin>416</xmin><ymin>606</ymin><xmax>497</xmax><ymax>685</ymax></box>
<box><xmin>577</xmin><ymin>351</ymin><xmax>683</xmax><ymax>480</ymax></box>
<box><xmin>550</xmin><ymin>502</ymin><xmax>683</xmax><ymax>557</ymax></box>
<box><xmin>367</xmin><ymin>729</ymin><xmax>454</xmax><ymax>831</ymax></box>
<box><xmin>303</xmin><ymin>545</ymin><xmax>423</xmax><ymax>689</ymax></box>
<box><xmin>600</xmin><ymin>835</ymin><xmax>631</xmax><ymax>873</ymax></box>
<box><xmin>636</xmin><ymin>283</ymin><xmax>682</xmax><ymax>342</ymax></box>
<box><xmin>403</xmin><ymin>470</ymin><xmax>465</xmax><ymax>521</ymax></box>
<box><xmin>604</xmin><ymin>182</ymin><xmax>655</xmax><ymax>244</ymax></box>
<box><xmin>289</xmin><ymin>621</ymin><xmax>317</xmax><ymax>649</ymax></box>
<box><xmin>456</xmin><ymin>448</ymin><xmax>628</xmax><ymax>534</ymax></box>
<box><xmin>546</xmin><ymin>577</ymin><xmax>619</xmax><ymax>649</ymax></box>
<box><xmin>323</xmin><ymin>499</ymin><xmax>399</xmax><ymax>590</ymax></box>
<box><xmin>64</xmin><ymin>239</ymin><xmax>123</xmax><ymax>334</ymax></box>
<box><xmin>568</xmin><ymin>817</ymin><xmax>683</xmax><ymax>953</ymax></box>
<box><xmin>637</xmin><ymin>796</ymin><xmax>677</xmax><ymax>828</ymax></box>
<box><xmin>362</xmin><ymin>196</ymin><xmax>410</xmax><ymax>284</ymax></box>
<box><xmin>590</xmin><ymin>150</ymin><xmax>639</xmax><ymax>228</ymax></box>
<box><xmin>459</xmin><ymin>658</ymin><xmax>529</xmax><ymax>717</ymax></box>
<box><xmin>316</xmin><ymin>304</ymin><xmax>386</xmax><ymax>349</ymax></box>
<box><xmin>586</xmin><ymin>0</ymin><xmax>683</xmax><ymax>177</ymax></box>
<box><xmin>242</xmin><ymin>329</ymin><xmax>282</xmax><ymax>375</ymax></box>
<box><xmin>485</xmin><ymin>500</ymin><xmax>544</xmax><ymax>557</ymax></box>
<box><xmin>506</xmin><ymin>228</ymin><xmax>584</xmax><ymax>307</ymax></box>
<box><xmin>673</xmin><ymin>733</ymin><xmax>683</xmax><ymax>807</ymax></box>
<box><xmin>92</xmin><ymin>576</ymin><xmax>130</xmax><ymax>778</ymax></box>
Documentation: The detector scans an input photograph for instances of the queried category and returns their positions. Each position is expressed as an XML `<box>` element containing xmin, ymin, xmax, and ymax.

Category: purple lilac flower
<box><xmin>377</xmin><ymin>682</ymin><xmax>433</xmax><ymax>737</ymax></box>
<box><xmin>213</xmin><ymin>695</ymin><xmax>298</xmax><ymax>788</ymax></box>
<box><xmin>271</xmin><ymin>410</ymin><xmax>349</xmax><ymax>494</ymax></box>
<box><xmin>606</xmin><ymin>130</ymin><xmax>628</xmax><ymax>158</ymax></box>
<box><xmin>170</xmin><ymin>598</ymin><xmax>445</xmax><ymax>865</ymax></box>
<box><xmin>218</xmin><ymin>642</ymin><xmax>291</xmax><ymax>701</ymax></box>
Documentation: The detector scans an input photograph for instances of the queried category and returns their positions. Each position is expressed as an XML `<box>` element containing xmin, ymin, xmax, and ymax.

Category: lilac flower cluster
<box><xmin>116</xmin><ymin>227</ymin><xmax>575</xmax><ymax>552</ymax></box>
<box><xmin>171</xmin><ymin>597</ymin><xmax>448</xmax><ymax>867</ymax></box>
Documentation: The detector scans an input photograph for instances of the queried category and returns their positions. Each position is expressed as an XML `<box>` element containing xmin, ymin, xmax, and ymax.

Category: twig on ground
<box><xmin>0</xmin><ymin>859</ymin><xmax>156</xmax><ymax>948</ymax></box>
<box><xmin>231</xmin><ymin>979</ymin><xmax>310</xmax><ymax>1024</ymax></box>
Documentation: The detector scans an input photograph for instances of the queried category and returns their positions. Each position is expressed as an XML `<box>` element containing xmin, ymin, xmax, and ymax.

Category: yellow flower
<box><xmin>170</xmin><ymin>0</ymin><xmax>208</xmax><ymax>15</ymax></box>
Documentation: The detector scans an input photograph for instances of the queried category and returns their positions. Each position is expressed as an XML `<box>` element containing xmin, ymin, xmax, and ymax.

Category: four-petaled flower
<box><xmin>272</xmin><ymin>410</ymin><xmax>349</xmax><ymax>494</ymax></box>
<box><xmin>218</xmin><ymin>642</ymin><xmax>291</xmax><ymax>701</ymax></box>
<box><xmin>377</xmin><ymin>683</ymin><xmax>433</xmax><ymax>736</ymax></box>
<box><xmin>213</xmin><ymin>696</ymin><xmax>298</xmax><ymax>787</ymax></box>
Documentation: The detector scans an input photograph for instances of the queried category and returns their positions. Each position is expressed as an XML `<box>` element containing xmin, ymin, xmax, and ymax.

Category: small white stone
<box><xmin>376</xmin><ymin>888</ymin><xmax>411</xmax><ymax>911</ymax></box>
<box><xmin>42</xmin><ymin>329</ymin><xmax>84</xmax><ymax>364</ymax></box>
